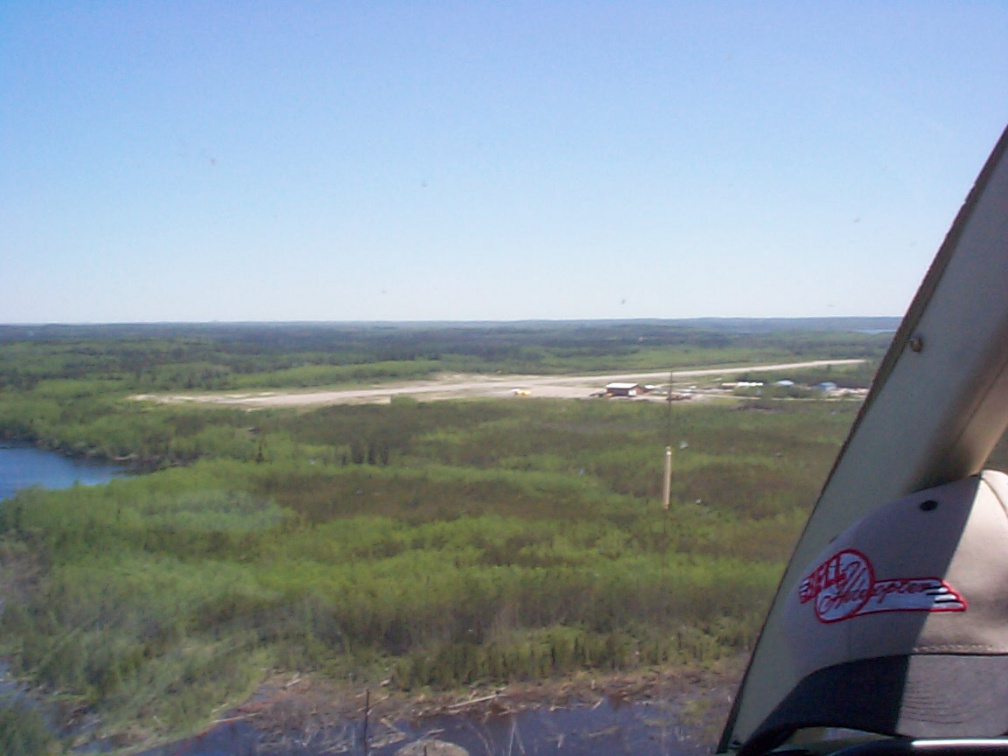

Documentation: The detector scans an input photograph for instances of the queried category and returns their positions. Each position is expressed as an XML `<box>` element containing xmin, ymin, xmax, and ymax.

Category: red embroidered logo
<box><xmin>799</xmin><ymin>549</ymin><xmax>966</xmax><ymax>623</ymax></box>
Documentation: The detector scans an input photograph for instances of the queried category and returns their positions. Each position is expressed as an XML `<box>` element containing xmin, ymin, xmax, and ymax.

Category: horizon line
<box><xmin>0</xmin><ymin>315</ymin><xmax>903</xmax><ymax>328</ymax></box>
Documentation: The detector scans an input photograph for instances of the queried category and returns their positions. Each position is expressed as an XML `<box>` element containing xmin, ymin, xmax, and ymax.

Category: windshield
<box><xmin>1</xmin><ymin>4</ymin><xmax>1006</xmax><ymax>755</ymax></box>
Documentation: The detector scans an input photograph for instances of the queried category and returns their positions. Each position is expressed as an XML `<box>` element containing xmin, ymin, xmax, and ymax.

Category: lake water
<box><xmin>0</xmin><ymin>443</ymin><xmax>127</xmax><ymax>501</ymax></box>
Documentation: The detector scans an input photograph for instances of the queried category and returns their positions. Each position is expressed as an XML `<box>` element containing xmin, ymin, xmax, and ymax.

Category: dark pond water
<box><xmin>138</xmin><ymin>696</ymin><xmax>710</xmax><ymax>756</ymax></box>
<box><xmin>0</xmin><ymin>443</ymin><xmax>127</xmax><ymax>501</ymax></box>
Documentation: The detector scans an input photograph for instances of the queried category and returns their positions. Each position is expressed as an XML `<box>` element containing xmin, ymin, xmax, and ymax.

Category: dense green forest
<box><xmin>0</xmin><ymin>321</ymin><xmax>898</xmax><ymax>751</ymax></box>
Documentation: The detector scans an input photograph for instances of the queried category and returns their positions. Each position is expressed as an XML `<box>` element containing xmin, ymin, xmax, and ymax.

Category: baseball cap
<box><xmin>740</xmin><ymin>470</ymin><xmax>1008</xmax><ymax>755</ymax></box>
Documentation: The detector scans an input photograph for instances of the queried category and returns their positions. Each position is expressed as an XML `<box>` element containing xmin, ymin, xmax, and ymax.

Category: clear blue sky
<box><xmin>2</xmin><ymin>2</ymin><xmax>1006</xmax><ymax>324</ymax></box>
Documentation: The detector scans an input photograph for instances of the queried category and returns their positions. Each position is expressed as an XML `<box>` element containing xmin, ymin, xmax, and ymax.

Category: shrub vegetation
<box><xmin>0</xmin><ymin>322</ymin><xmax>890</xmax><ymax>746</ymax></box>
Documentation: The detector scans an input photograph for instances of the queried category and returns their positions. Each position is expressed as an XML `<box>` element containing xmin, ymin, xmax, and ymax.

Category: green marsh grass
<box><xmin>0</xmin><ymin>324</ymin><xmax>889</xmax><ymax>744</ymax></box>
<box><xmin>0</xmin><ymin>394</ymin><xmax>859</xmax><ymax>744</ymax></box>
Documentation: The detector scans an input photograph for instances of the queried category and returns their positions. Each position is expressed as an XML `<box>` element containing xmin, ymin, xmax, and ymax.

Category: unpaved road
<box><xmin>133</xmin><ymin>359</ymin><xmax>865</xmax><ymax>409</ymax></box>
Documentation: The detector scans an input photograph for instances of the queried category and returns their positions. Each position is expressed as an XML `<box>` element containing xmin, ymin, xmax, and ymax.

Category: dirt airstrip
<box><xmin>133</xmin><ymin>359</ymin><xmax>865</xmax><ymax>409</ymax></box>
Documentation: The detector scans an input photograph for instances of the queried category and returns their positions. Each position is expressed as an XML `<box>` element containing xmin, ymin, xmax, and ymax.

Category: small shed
<box><xmin>606</xmin><ymin>382</ymin><xmax>639</xmax><ymax>397</ymax></box>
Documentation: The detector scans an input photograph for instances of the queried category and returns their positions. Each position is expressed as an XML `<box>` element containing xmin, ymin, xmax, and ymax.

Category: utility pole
<box><xmin>662</xmin><ymin>445</ymin><xmax>672</xmax><ymax>511</ymax></box>
<box><xmin>663</xmin><ymin>367</ymin><xmax>674</xmax><ymax>510</ymax></box>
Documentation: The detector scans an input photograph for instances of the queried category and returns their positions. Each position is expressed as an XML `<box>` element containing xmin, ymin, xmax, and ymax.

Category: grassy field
<box><xmin>0</xmin><ymin>322</ymin><xmax>893</xmax><ymax>750</ymax></box>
